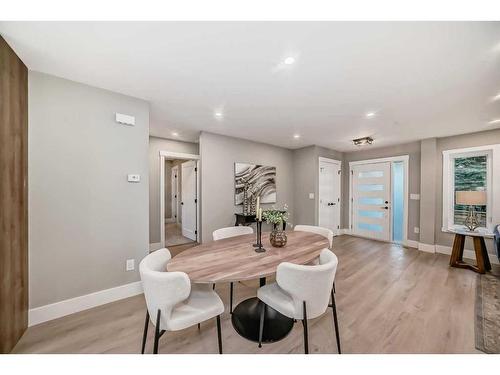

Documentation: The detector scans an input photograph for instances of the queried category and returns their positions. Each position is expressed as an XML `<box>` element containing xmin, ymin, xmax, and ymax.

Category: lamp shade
<box><xmin>456</xmin><ymin>191</ymin><xmax>487</xmax><ymax>206</ymax></box>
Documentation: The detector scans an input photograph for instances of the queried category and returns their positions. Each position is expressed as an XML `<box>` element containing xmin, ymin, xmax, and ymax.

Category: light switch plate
<box><xmin>116</xmin><ymin>113</ymin><xmax>135</xmax><ymax>126</ymax></box>
<box><xmin>414</xmin><ymin>227</ymin><xmax>420</xmax><ymax>234</ymax></box>
<box><xmin>410</xmin><ymin>193</ymin><xmax>420</xmax><ymax>200</ymax></box>
<box><xmin>308</xmin><ymin>193</ymin><xmax>314</xmax><ymax>199</ymax></box>
<box><xmin>126</xmin><ymin>259</ymin><xmax>135</xmax><ymax>271</ymax></box>
<box><xmin>127</xmin><ymin>174</ymin><xmax>140</xmax><ymax>183</ymax></box>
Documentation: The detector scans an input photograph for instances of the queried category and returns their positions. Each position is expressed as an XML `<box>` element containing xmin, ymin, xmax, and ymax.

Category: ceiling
<box><xmin>1</xmin><ymin>21</ymin><xmax>500</xmax><ymax>151</ymax></box>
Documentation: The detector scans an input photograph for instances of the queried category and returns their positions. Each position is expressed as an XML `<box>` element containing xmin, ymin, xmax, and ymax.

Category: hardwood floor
<box><xmin>12</xmin><ymin>235</ymin><xmax>480</xmax><ymax>354</ymax></box>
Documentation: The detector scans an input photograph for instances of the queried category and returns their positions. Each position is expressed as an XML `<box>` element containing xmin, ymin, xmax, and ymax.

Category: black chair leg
<box><xmin>258</xmin><ymin>303</ymin><xmax>266</xmax><ymax>348</ymax></box>
<box><xmin>141</xmin><ymin>310</ymin><xmax>149</xmax><ymax>354</ymax></box>
<box><xmin>229</xmin><ymin>282</ymin><xmax>234</xmax><ymax>314</ymax></box>
<box><xmin>153</xmin><ymin>309</ymin><xmax>161</xmax><ymax>354</ymax></box>
<box><xmin>331</xmin><ymin>290</ymin><xmax>341</xmax><ymax>354</ymax></box>
<box><xmin>197</xmin><ymin>323</ymin><xmax>201</xmax><ymax>330</ymax></box>
<box><xmin>302</xmin><ymin>301</ymin><xmax>309</xmax><ymax>354</ymax></box>
<box><xmin>333</xmin><ymin>281</ymin><xmax>336</xmax><ymax>294</ymax></box>
<box><xmin>216</xmin><ymin>315</ymin><xmax>223</xmax><ymax>354</ymax></box>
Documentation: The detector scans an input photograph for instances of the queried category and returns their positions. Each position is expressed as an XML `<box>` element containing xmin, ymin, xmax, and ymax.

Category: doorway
<box><xmin>160</xmin><ymin>151</ymin><xmax>200</xmax><ymax>248</ymax></box>
<box><xmin>318</xmin><ymin>157</ymin><xmax>342</xmax><ymax>235</ymax></box>
<box><xmin>349</xmin><ymin>156</ymin><xmax>408</xmax><ymax>243</ymax></box>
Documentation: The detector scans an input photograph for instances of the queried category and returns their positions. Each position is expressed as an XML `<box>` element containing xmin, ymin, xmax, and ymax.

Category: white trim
<box><xmin>404</xmin><ymin>239</ymin><xmax>419</xmax><ymax>249</ymax></box>
<box><xmin>435</xmin><ymin>245</ymin><xmax>499</xmax><ymax>265</ymax></box>
<box><xmin>338</xmin><ymin>228</ymin><xmax>351</xmax><ymax>235</ymax></box>
<box><xmin>418</xmin><ymin>242</ymin><xmax>436</xmax><ymax>253</ymax></box>
<box><xmin>28</xmin><ymin>281</ymin><xmax>143</xmax><ymax>327</ymax></box>
<box><xmin>348</xmin><ymin>155</ymin><xmax>409</xmax><ymax>245</ymax></box>
<box><xmin>317</xmin><ymin>157</ymin><xmax>342</xmax><ymax>235</ymax></box>
<box><xmin>159</xmin><ymin>151</ymin><xmax>201</xmax><ymax>247</ymax></box>
<box><xmin>442</xmin><ymin>145</ymin><xmax>497</xmax><ymax>233</ymax></box>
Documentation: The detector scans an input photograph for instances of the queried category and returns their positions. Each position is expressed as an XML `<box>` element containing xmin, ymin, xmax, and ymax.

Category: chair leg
<box><xmin>258</xmin><ymin>303</ymin><xmax>266</xmax><ymax>348</ymax></box>
<box><xmin>331</xmin><ymin>290</ymin><xmax>341</xmax><ymax>354</ymax></box>
<box><xmin>302</xmin><ymin>301</ymin><xmax>309</xmax><ymax>354</ymax></box>
<box><xmin>229</xmin><ymin>282</ymin><xmax>234</xmax><ymax>314</ymax></box>
<box><xmin>333</xmin><ymin>281</ymin><xmax>336</xmax><ymax>294</ymax></box>
<box><xmin>153</xmin><ymin>309</ymin><xmax>161</xmax><ymax>354</ymax></box>
<box><xmin>216</xmin><ymin>315</ymin><xmax>223</xmax><ymax>354</ymax></box>
<box><xmin>213</xmin><ymin>283</ymin><xmax>216</xmax><ymax>290</ymax></box>
<box><xmin>141</xmin><ymin>310</ymin><xmax>149</xmax><ymax>354</ymax></box>
<box><xmin>197</xmin><ymin>323</ymin><xmax>201</xmax><ymax>330</ymax></box>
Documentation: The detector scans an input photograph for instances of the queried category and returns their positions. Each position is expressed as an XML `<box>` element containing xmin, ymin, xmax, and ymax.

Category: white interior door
<box><xmin>181</xmin><ymin>161</ymin><xmax>197</xmax><ymax>241</ymax></box>
<box><xmin>171</xmin><ymin>165</ymin><xmax>178</xmax><ymax>222</ymax></box>
<box><xmin>351</xmin><ymin>162</ymin><xmax>391</xmax><ymax>241</ymax></box>
<box><xmin>318</xmin><ymin>159</ymin><xmax>341</xmax><ymax>235</ymax></box>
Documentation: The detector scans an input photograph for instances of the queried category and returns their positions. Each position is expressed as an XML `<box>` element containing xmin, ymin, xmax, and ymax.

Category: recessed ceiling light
<box><xmin>214</xmin><ymin>111</ymin><xmax>223</xmax><ymax>119</ymax></box>
<box><xmin>284</xmin><ymin>57</ymin><xmax>295</xmax><ymax>65</ymax></box>
<box><xmin>172</xmin><ymin>132</ymin><xmax>179</xmax><ymax>137</ymax></box>
<box><xmin>353</xmin><ymin>136</ymin><xmax>374</xmax><ymax>146</ymax></box>
<box><xmin>293</xmin><ymin>134</ymin><xmax>300</xmax><ymax>139</ymax></box>
<box><xmin>488</xmin><ymin>119</ymin><xmax>500</xmax><ymax>125</ymax></box>
<box><xmin>365</xmin><ymin>112</ymin><xmax>376</xmax><ymax>118</ymax></box>
<box><xmin>491</xmin><ymin>93</ymin><xmax>500</xmax><ymax>102</ymax></box>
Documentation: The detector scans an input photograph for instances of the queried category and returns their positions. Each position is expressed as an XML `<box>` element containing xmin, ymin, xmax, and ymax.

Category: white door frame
<box><xmin>317</xmin><ymin>157</ymin><xmax>342</xmax><ymax>235</ymax></box>
<box><xmin>159</xmin><ymin>151</ymin><xmax>200</xmax><ymax>247</ymax></box>
<box><xmin>171</xmin><ymin>165</ymin><xmax>179</xmax><ymax>223</ymax></box>
<box><xmin>348</xmin><ymin>155</ymin><xmax>409</xmax><ymax>244</ymax></box>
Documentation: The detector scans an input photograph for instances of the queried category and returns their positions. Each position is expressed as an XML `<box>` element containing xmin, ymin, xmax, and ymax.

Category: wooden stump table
<box><xmin>449</xmin><ymin>229</ymin><xmax>492</xmax><ymax>274</ymax></box>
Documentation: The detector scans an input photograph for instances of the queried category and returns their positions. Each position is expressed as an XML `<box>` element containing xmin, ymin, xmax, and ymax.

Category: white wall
<box><xmin>200</xmin><ymin>132</ymin><xmax>295</xmax><ymax>243</ymax></box>
<box><xmin>29</xmin><ymin>72</ymin><xmax>150</xmax><ymax>308</ymax></box>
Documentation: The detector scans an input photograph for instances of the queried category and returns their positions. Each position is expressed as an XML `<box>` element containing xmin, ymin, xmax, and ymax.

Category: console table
<box><xmin>449</xmin><ymin>229</ymin><xmax>493</xmax><ymax>274</ymax></box>
<box><xmin>234</xmin><ymin>213</ymin><xmax>287</xmax><ymax>230</ymax></box>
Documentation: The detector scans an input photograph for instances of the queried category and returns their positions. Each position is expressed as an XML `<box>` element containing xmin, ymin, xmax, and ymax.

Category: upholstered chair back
<box><xmin>294</xmin><ymin>225</ymin><xmax>333</xmax><ymax>249</ymax></box>
<box><xmin>213</xmin><ymin>226</ymin><xmax>253</xmax><ymax>241</ymax></box>
<box><xmin>276</xmin><ymin>249</ymin><xmax>338</xmax><ymax>319</ymax></box>
<box><xmin>139</xmin><ymin>248</ymin><xmax>191</xmax><ymax>330</ymax></box>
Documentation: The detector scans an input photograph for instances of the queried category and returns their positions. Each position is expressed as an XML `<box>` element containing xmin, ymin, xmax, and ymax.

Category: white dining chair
<box><xmin>294</xmin><ymin>224</ymin><xmax>337</xmax><ymax>293</ymax></box>
<box><xmin>294</xmin><ymin>224</ymin><xmax>333</xmax><ymax>249</ymax></box>
<box><xmin>212</xmin><ymin>226</ymin><xmax>254</xmax><ymax>314</ymax></box>
<box><xmin>257</xmin><ymin>249</ymin><xmax>341</xmax><ymax>354</ymax></box>
<box><xmin>139</xmin><ymin>248</ymin><xmax>224</xmax><ymax>354</ymax></box>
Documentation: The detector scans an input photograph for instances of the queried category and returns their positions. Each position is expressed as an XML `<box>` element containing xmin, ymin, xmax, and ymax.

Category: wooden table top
<box><xmin>167</xmin><ymin>231</ymin><xmax>329</xmax><ymax>283</ymax></box>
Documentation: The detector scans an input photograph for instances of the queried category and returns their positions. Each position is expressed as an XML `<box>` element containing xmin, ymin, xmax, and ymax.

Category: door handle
<box><xmin>181</xmin><ymin>202</ymin><xmax>184</xmax><ymax>205</ymax></box>
<box><xmin>381</xmin><ymin>206</ymin><xmax>389</xmax><ymax>210</ymax></box>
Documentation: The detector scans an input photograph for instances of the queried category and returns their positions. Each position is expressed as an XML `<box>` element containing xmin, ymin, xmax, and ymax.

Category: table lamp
<box><xmin>455</xmin><ymin>191</ymin><xmax>487</xmax><ymax>231</ymax></box>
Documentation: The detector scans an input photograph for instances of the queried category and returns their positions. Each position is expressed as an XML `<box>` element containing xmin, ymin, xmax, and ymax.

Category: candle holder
<box><xmin>254</xmin><ymin>220</ymin><xmax>266</xmax><ymax>253</ymax></box>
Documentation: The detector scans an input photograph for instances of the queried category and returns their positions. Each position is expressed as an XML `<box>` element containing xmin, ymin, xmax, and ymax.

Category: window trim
<box><xmin>442</xmin><ymin>144</ymin><xmax>500</xmax><ymax>234</ymax></box>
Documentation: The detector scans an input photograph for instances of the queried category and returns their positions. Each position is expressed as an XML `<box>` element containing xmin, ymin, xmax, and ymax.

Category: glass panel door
<box><xmin>352</xmin><ymin>162</ymin><xmax>391</xmax><ymax>241</ymax></box>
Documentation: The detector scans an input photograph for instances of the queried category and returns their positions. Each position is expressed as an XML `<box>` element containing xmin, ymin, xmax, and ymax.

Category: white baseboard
<box><xmin>338</xmin><ymin>228</ymin><xmax>351</xmax><ymax>235</ymax></box>
<box><xmin>149</xmin><ymin>242</ymin><xmax>163</xmax><ymax>251</ymax></box>
<box><xmin>404</xmin><ymin>239</ymin><xmax>419</xmax><ymax>249</ymax></box>
<box><xmin>418</xmin><ymin>242</ymin><xmax>436</xmax><ymax>253</ymax></box>
<box><xmin>28</xmin><ymin>281</ymin><xmax>143</xmax><ymax>327</ymax></box>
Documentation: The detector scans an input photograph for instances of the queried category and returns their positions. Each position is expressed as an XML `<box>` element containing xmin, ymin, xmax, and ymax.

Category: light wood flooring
<box><xmin>12</xmin><ymin>235</ymin><xmax>480</xmax><ymax>354</ymax></box>
<box><xmin>165</xmin><ymin>222</ymin><xmax>195</xmax><ymax>247</ymax></box>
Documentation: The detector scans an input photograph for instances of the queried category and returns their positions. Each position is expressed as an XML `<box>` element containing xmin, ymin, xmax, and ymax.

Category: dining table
<box><xmin>167</xmin><ymin>230</ymin><xmax>330</xmax><ymax>344</ymax></box>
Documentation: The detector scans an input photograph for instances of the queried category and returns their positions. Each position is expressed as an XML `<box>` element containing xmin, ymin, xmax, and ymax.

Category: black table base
<box><xmin>230</xmin><ymin>277</ymin><xmax>294</xmax><ymax>344</ymax></box>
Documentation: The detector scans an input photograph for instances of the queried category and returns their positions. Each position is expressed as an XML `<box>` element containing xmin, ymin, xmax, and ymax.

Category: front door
<box><xmin>351</xmin><ymin>162</ymin><xmax>391</xmax><ymax>241</ymax></box>
<box><xmin>318</xmin><ymin>159</ymin><xmax>341</xmax><ymax>235</ymax></box>
<box><xmin>181</xmin><ymin>161</ymin><xmax>197</xmax><ymax>241</ymax></box>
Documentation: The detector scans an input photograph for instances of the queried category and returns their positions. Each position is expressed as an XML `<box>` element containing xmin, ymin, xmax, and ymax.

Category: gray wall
<box><xmin>200</xmin><ymin>132</ymin><xmax>295</xmax><ymax>243</ymax></box>
<box><xmin>149</xmin><ymin>137</ymin><xmax>198</xmax><ymax>244</ymax></box>
<box><xmin>419</xmin><ymin>138</ymin><xmax>437</xmax><ymax>245</ymax></box>
<box><xmin>435</xmin><ymin>128</ymin><xmax>500</xmax><ymax>254</ymax></box>
<box><xmin>29</xmin><ymin>72</ymin><xmax>150</xmax><ymax>308</ymax></box>
<box><xmin>342</xmin><ymin>142</ymin><xmax>422</xmax><ymax>241</ymax></box>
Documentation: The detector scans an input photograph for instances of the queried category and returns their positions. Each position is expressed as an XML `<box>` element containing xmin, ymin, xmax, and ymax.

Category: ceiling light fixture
<box><xmin>353</xmin><ymin>136</ymin><xmax>374</xmax><ymax>146</ymax></box>
<box><xmin>284</xmin><ymin>57</ymin><xmax>295</xmax><ymax>65</ymax></box>
<box><xmin>172</xmin><ymin>132</ymin><xmax>179</xmax><ymax>137</ymax></box>
<box><xmin>488</xmin><ymin>119</ymin><xmax>500</xmax><ymax>125</ymax></box>
<box><xmin>365</xmin><ymin>111</ymin><xmax>376</xmax><ymax>118</ymax></box>
<box><xmin>293</xmin><ymin>134</ymin><xmax>300</xmax><ymax>139</ymax></box>
<box><xmin>491</xmin><ymin>93</ymin><xmax>500</xmax><ymax>102</ymax></box>
<box><xmin>214</xmin><ymin>111</ymin><xmax>223</xmax><ymax>119</ymax></box>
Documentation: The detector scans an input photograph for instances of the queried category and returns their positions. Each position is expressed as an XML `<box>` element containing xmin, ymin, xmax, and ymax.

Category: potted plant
<box><xmin>262</xmin><ymin>204</ymin><xmax>290</xmax><ymax>247</ymax></box>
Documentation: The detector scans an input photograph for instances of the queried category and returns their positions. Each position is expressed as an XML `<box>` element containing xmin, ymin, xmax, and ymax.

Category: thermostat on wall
<box><xmin>127</xmin><ymin>174</ymin><xmax>141</xmax><ymax>183</ymax></box>
<box><xmin>116</xmin><ymin>113</ymin><xmax>135</xmax><ymax>126</ymax></box>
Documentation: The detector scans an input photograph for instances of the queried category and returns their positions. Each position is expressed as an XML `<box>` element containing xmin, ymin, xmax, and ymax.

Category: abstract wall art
<box><xmin>234</xmin><ymin>163</ymin><xmax>276</xmax><ymax>206</ymax></box>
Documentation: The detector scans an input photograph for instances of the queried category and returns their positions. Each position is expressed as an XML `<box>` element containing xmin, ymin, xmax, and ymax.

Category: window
<box><xmin>442</xmin><ymin>145</ymin><xmax>500</xmax><ymax>233</ymax></box>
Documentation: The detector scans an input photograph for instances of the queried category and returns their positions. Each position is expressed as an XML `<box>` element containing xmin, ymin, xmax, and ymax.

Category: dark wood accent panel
<box><xmin>0</xmin><ymin>35</ymin><xmax>28</xmax><ymax>353</ymax></box>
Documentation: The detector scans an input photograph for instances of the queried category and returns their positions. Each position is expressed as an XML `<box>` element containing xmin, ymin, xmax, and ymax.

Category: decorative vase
<box><xmin>270</xmin><ymin>225</ymin><xmax>287</xmax><ymax>248</ymax></box>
